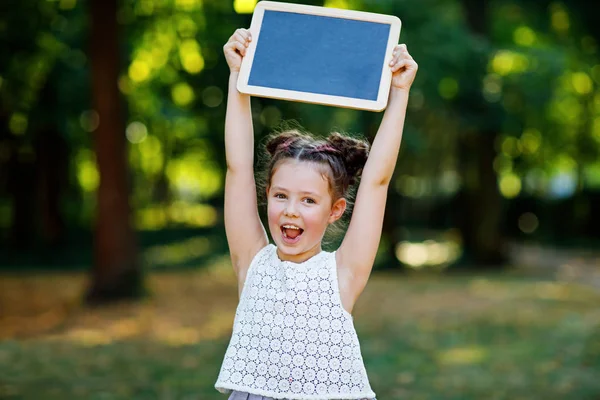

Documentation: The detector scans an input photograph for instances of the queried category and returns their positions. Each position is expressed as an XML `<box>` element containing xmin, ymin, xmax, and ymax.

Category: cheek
<box><xmin>267</xmin><ymin>200</ymin><xmax>282</xmax><ymax>223</ymax></box>
<box><xmin>304</xmin><ymin>207</ymin><xmax>330</xmax><ymax>230</ymax></box>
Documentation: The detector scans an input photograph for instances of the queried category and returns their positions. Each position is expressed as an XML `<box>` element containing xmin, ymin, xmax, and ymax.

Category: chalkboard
<box><xmin>237</xmin><ymin>1</ymin><xmax>401</xmax><ymax>111</ymax></box>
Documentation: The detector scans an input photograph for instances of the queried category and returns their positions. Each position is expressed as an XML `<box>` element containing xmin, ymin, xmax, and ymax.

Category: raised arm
<box><xmin>223</xmin><ymin>29</ymin><xmax>268</xmax><ymax>283</ymax></box>
<box><xmin>337</xmin><ymin>44</ymin><xmax>418</xmax><ymax>306</ymax></box>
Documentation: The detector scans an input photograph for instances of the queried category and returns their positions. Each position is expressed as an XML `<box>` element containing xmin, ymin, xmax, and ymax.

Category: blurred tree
<box><xmin>455</xmin><ymin>0</ymin><xmax>506</xmax><ymax>266</ymax></box>
<box><xmin>86</xmin><ymin>0</ymin><xmax>142</xmax><ymax>303</ymax></box>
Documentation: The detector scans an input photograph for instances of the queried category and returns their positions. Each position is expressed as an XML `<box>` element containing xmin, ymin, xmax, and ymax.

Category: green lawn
<box><xmin>1</xmin><ymin>259</ymin><xmax>599</xmax><ymax>399</ymax></box>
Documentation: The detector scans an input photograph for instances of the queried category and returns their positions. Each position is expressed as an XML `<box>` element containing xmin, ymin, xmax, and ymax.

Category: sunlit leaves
<box><xmin>126</xmin><ymin>121</ymin><xmax>148</xmax><ymax>144</ymax></box>
<box><xmin>166</xmin><ymin>203</ymin><xmax>216</xmax><ymax>228</ymax></box>
<box><xmin>136</xmin><ymin>204</ymin><xmax>217</xmax><ymax>230</ymax></box>
<box><xmin>171</xmin><ymin>82</ymin><xmax>194</xmax><ymax>106</ymax></box>
<box><xmin>134</xmin><ymin>0</ymin><xmax>155</xmax><ymax>16</ymax></box>
<box><xmin>59</xmin><ymin>0</ymin><xmax>77</xmax><ymax>10</ymax></box>
<box><xmin>571</xmin><ymin>72</ymin><xmax>593</xmax><ymax>95</ymax></box>
<box><xmin>76</xmin><ymin>149</ymin><xmax>99</xmax><ymax>192</ymax></box>
<box><xmin>438</xmin><ymin>77</ymin><xmax>459</xmax><ymax>100</ymax></box>
<box><xmin>500</xmin><ymin>136</ymin><xmax>521</xmax><ymax>158</ymax></box>
<box><xmin>179</xmin><ymin>39</ymin><xmax>204</xmax><ymax>74</ymax></box>
<box><xmin>520</xmin><ymin>129</ymin><xmax>542</xmax><ymax>155</ymax></box>
<box><xmin>166</xmin><ymin>153</ymin><xmax>222</xmax><ymax>201</ymax></box>
<box><xmin>482</xmin><ymin>74</ymin><xmax>502</xmax><ymax>103</ymax></box>
<box><xmin>233</xmin><ymin>0</ymin><xmax>257</xmax><ymax>14</ymax></box>
<box><xmin>8</xmin><ymin>113</ymin><xmax>28</xmax><ymax>135</ymax></box>
<box><xmin>129</xmin><ymin>60</ymin><xmax>151</xmax><ymax>82</ymax></box>
<box><xmin>552</xmin><ymin>154</ymin><xmax>577</xmax><ymax>174</ymax></box>
<box><xmin>493</xmin><ymin>154</ymin><xmax>513</xmax><ymax>174</ymax></box>
<box><xmin>130</xmin><ymin>134</ymin><xmax>163</xmax><ymax>176</ymax></box>
<box><xmin>513</xmin><ymin>26</ymin><xmax>536</xmax><ymax>47</ymax></box>
<box><xmin>498</xmin><ymin>173</ymin><xmax>521</xmax><ymax>198</ymax></box>
<box><xmin>395</xmin><ymin>240</ymin><xmax>462</xmax><ymax>269</ymax></box>
<box><xmin>490</xmin><ymin>50</ymin><xmax>529</xmax><ymax>76</ymax></box>
<box><xmin>550</xmin><ymin>3</ymin><xmax>570</xmax><ymax>33</ymax></box>
<box><xmin>584</xmin><ymin>163</ymin><xmax>600</xmax><ymax>188</ymax></box>
<box><xmin>548</xmin><ymin>94</ymin><xmax>582</xmax><ymax>125</ymax></box>
<box><xmin>592</xmin><ymin>65</ymin><xmax>600</xmax><ymax>84</ymax></box>
<box><xmin>593</xmin><ymin>117</ymin><xmax>600</xmax><ymax>142</ymax></box>
<box><xmin>324</xmin><ymin>0</ymin><xmax>350</xmax><ymax>9</ymax></box>
<box><xmin>175</xmin><ymin>0</ymin><xmax>202</xmax><ymax>12</ymax></box>
<box><xmin>177</xmin><ymin>16</ymin><xmax>198</xmax><ymax>38</ymax></box>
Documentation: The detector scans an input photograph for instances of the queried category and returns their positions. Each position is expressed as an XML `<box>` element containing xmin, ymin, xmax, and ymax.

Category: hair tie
<box><xmin>311</xmin><ymin>144</ymin><xmax>340</xmax><ymax>154</ymax></box>
<box><xmin>276</xmin><ymin>137</ymin><xmax>296</xmax><ymax>152</ymax></box>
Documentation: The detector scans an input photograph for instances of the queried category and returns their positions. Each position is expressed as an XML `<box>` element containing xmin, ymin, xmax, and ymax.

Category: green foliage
<box><xmin>1</xmin><ymin>0</ymin><xmax>600</xmax><ymax>246</ymax></box>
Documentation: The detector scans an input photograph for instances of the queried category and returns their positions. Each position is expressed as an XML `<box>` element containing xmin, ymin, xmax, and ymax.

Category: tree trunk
<box><xmin>86</xmin><ymin>0</ymin><xmax>143</xmax><ymax>303</ymax></box>
<box><xmin>8</xmin><ymin>140</ymin><xmax>36</xmax><ymax>250</ymax></box>
<box><xmin>457</xmin><ymin>0</ymin><xmax>507</xmax><ymax>266</ymax></box>
<box><xmin>457</xmin><ymin>131</ymin><xmax>506</xmax><ymax>266</ymax></box>
<box><xmin>35</xmin><ymin>125</ymin><xmax>68</xmax><ymax>248</ymax></box>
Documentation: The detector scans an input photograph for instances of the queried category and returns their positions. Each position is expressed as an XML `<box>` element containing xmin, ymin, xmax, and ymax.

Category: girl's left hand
<box><xmin>389</xmin><ymin>44</ymin><xmax>418</xmax><ymax>91</ymax></box>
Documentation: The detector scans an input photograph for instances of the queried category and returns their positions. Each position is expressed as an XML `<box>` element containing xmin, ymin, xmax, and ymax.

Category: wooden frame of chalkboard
<box><xmin>237</xmin><ymin>1</ymin><xmax>401</xmax><ymax>111</ymax></box>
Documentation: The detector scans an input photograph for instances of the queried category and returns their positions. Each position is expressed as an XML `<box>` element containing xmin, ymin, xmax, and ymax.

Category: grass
<box><xmin>1</xmin><ymin>257</ymin><xmax>600</xmax><ymax>400</ymax></box>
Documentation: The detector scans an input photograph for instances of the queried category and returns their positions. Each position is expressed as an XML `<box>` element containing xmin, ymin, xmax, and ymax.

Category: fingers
<box><xmin>390</xmin><ymin>59</ymin><xmax>407</xmax><ymax>72</ymax></box>
<box><xmin>389</xmin><ymin>44</ymin><xmax>417</xmax><ymax>72</ymax></box>
<box><xmin>232</xmin><ymin>41</ymin><xmax>247</xmax><ymax>56</ymax></box>
<box><xmin>233</xmin><ymin>28</ymin><xmax>252</xmax><ymax>49</ymax></box>
<box><xmin>224</xmin><ymin>28</ymin><xmax>252</xmax><ymax>56</ymax></box>
<box><xmin>235</xmin><ymin>28</ymin><xmax>252</xmax><ymax>43</ymax></box>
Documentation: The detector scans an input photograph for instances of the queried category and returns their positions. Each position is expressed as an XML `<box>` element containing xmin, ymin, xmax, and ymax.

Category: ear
<box><xmin>328</xmin><ymin>197</ymin><xmax>347</xmax><ymax>224</ymax></box>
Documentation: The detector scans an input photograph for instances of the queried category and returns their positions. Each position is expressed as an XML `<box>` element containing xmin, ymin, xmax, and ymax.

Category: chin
<box><xmin>275</xmin><ymin>239</ymin><xmax>302</xmax><ymax>254</ymax></box>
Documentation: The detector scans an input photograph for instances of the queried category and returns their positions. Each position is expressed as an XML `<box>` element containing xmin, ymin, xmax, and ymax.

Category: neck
<box><xmin>276</xmin><ymin>243</ymin><xmax>323</xmax><ymax>264</ymax></box>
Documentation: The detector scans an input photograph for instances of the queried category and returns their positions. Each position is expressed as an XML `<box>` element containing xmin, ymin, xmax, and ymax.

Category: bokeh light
<box><xmin>513</xmin><ymin>26</ymin><xmax>536</xmax><ymax>46</ymax></box>
<box><xmin>438</xmin><ymin>77</ymin><xmax>459</xmax><ymax>100</ymax></box>
<box><xmin>171</xmin><ymin>82</ymin><xmax>195</xmax><ymax>106</ymax></box>
<box><xmin>80</xmin><ymin>110</ymin><xmax>100</xmax><ymax>132</ymax></box>
<box><xmin>395</xmin><ymin>240</ymin><xmax>461</xmax><ymax>269</ymax></box>
<box><xmin>518</xmin><ymin>212</ymin><xmax>539</xmax><ymax>234</ymax></box>
<box><xmin>126</xmin><ymin>121</ymin><xmax>148</xmax><ymax>144</ymax></box>
<box><xmin>234</xmin><ymin>0</ymin><xmax>257</xmax><ymax>14</ymax></box>
<box><xmin>201</xmin><ymin>86</ymin><xmax>223</xmax><ymax>108</ymax></box>
<box><xmin>499</xmin><ymin>173</ymin><xmax>522</xmax><ymax>198</ymax></box>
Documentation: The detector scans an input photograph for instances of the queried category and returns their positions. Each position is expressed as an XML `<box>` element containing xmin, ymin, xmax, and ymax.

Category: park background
<box><xmin>1</xmin><ymin>0</ymin><xmax>600</xmax><ymax>398</ymax></box>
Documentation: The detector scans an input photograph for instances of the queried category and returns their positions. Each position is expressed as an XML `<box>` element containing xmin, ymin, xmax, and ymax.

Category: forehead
<box><xmin>270</xmin><ymin>160</ymin><xmax>330</xmax><ymax>194</ymax></box>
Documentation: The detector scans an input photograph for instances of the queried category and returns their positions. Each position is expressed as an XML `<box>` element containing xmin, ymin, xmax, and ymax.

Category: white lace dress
<box><xmin>215</xmin><ymin>244</ymin><xmax>376</xmax><ymax>400</ymax></box>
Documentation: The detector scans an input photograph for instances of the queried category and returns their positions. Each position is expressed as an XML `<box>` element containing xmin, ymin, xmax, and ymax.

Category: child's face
<box><xmin>267</xmin><ymin>160</ymin><xmax>346</xmax><ymax>263</ymax></box>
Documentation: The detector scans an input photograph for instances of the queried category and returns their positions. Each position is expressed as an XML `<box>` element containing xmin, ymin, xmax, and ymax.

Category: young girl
<box><xmin>215</xmin><ymin>28</ymin><xmax>418</xmax><ymax>400</ymax></box>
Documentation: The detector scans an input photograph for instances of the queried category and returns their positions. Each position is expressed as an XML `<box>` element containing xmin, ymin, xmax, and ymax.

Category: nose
<box><xmin>283</xmin><ymin>202</ymin><xmax>298</xmax><ymax>218</ymax></box>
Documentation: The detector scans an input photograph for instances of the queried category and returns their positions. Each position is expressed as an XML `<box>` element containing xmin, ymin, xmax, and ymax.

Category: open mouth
<box><xmin>280</xmin><ymin>224</ymin><xmax>304</xmax><ymax>244</ymax></box>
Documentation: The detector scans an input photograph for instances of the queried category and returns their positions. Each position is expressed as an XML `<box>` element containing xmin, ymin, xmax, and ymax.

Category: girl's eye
<box><xmin>274</xmin><ymin>193</ymin><xmax>286</xmax><ymax>199</ymax></box>
<box><xmin>304</xmin><ymin>198</ymin><xmax>316</xmax><ymax>204</ymax></box>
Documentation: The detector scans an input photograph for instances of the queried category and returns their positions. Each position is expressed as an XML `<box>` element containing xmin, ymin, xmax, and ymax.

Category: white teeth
<box><xmin>282</xmin><ymin>225</ymin><xmax>301</xmax><ymax>230</ymax></box>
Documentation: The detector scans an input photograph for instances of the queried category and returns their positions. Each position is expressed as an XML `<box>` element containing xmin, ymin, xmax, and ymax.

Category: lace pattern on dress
<box><xmin>215</xmin><ymin>244</ymin><xmax>375</xmax><ymax>400</ymax></box>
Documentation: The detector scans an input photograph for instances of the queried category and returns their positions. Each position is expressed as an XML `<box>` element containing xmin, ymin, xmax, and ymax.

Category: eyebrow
<box><xmin>271</xmin><ymin>186</ymin><xmax>321</xmax><ymax>197</ymax></box>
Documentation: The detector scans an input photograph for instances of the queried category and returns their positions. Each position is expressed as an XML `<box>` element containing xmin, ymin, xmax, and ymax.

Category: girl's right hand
<box><xmin>223</xmin><ymin>28</ymin><xmax>252</xmax><ymax>73</ymax></box>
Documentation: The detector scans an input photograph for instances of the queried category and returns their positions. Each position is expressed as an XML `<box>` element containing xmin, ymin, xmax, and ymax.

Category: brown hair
<box><xmin>263</xmin><ymin>128</ymin><xmax>370</xmax><ymax>204</ymax></box>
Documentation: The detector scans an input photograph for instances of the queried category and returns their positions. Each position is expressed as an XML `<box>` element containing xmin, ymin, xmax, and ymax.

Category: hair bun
<box><xmin>326</xmin><ymin>132</ymin><xmax>370</xmax><ymax>184</ymax></box>
<box><xmin>265</xmin><ymin>129</ymin><xmax>307</xmax><ymax>156</ymax></box>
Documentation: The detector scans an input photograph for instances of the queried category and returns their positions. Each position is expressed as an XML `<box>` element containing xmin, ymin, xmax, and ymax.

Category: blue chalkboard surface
<box><xmin>249</xmin><ymin>11</ymin><xmax>389</xmax><ymax>100</ymax></box>
<box><xmin>238</xmin><ymin>2</ymin><xmax>401</xmax><ymax>111</ymax></box>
